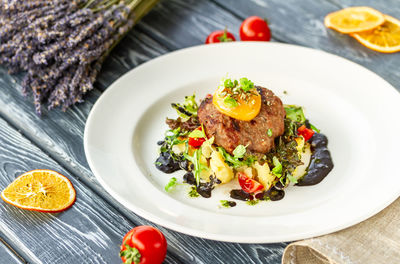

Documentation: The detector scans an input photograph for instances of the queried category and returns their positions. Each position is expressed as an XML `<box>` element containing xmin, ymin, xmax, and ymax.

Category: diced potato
<box><xmin>209</xmin><ymin>151</ymin><xmax>234</xmax><ymax>184</ymax></box>
<box><xmin>201</xmin><ymin>137</ymin><xmax>214</xmax><ymax>158</ymax></box>
<box><xmin>171</xmin><ymin>143</ymin><xmax>186</xmax><ymax>155</ymax></box>
<box><xmin>293</xmin><ymin>142</ymin><xmax>312</xmax><ymax>180</ymax></box>
<box><xmin>199</xmin><ymin>154</ymin><xmax>211</xmax><ymax>181</ymax></box>
<box><xmin>236</xmin><ymin>166</ymin><xmax>254</xmax><ymax>178</ymax></box>
<box><xmin>253</xmin><ymin>161</ymin><xmax>275</xmax><ymax>190</ymax></box>
<box><xmin>295</xmin><ymin>137</ymin><xmax>305</xmax><ymax>153</ymax></box>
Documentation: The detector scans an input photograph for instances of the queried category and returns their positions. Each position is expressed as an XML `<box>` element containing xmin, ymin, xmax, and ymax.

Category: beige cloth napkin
<box><xmin>282</xmin><ymin>197</ymin><xmax>400</xmax><ymax>264</ymax></box>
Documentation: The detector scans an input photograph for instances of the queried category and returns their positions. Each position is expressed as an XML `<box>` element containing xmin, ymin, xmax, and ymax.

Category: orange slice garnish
<box><xmin>351</xmin><ymin>15</ymin><xmax>400</xmax><ymax>53</ymax></box>
<box><xmin>324</xmin><ymin>6</ymin><xmax>385</xmax><ymax>33</ymax></box>
<box><xmin>1</xmin><ymin>169</ymin><xmax>76</xmax><ymax>213</ymax></box>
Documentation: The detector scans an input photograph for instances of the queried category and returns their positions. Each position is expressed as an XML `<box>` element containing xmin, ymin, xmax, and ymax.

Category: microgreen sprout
<box><xmin>271</xmin><ymin>156</ymin><xmax>282</xmax><ymax>178</ymax></box>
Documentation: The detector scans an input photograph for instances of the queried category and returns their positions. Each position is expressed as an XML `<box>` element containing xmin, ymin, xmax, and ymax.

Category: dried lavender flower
<box><xmin>0</xmin><ymin>0</ymin><xmax>159</xmax><ymax>114</ymax></box>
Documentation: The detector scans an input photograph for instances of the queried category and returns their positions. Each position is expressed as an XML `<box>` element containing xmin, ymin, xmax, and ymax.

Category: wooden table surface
<box><xmin>1</xmin><ymin>0</ymin><xmax>399</xmax><ymax>263</ymax></box>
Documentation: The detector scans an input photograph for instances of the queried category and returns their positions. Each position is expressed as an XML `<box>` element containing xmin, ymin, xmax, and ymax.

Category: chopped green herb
<box><xmin>233</xmin><ymin>144</ymin><xmax>247</xmax><ymax>159</ymax></box>
<box><xmin>224</xmin><ymin>78</ymin><xmax>237</xmax><ymax>88</ymax></box>
<box><xmin>287</xmin><ymin>173</ymin><xmax>298</xmax><ymax>184</ymax></box>
<box><xmin>309</xmin><ymin>123</ymin><xmax>320</xmax><ymax>133</ymax></box>
<box><xmin>239</xmin><ymin>77</ymin><xmax>254</xmax><ymax>92</ymax></box>
<box><xmin>285</xmin><ymin>105</ymin><xmax>306</xmax><ymax>123</ymax></box>
<box><xmin>222</xmin><ymin>77</ymin><xmax>254</xmax><ymax>94</ymax></box>
<box><xmin>183</xmin><ymin>148</ymin><xmax>205</xmax><ymax>186</ymax></box>
<box><xmin>188</xmin><ymin>129</ymin><xmax>205</xmax><ymax>138</ymax></box>
<box><xmin>271</xmin><ymin>156</ymin><xmax>282</xmax><ymax>178</ymax></box>
<box><xmin>159</xmin><ymin>127</ymin><xmax>188</xmax><ymax>161</ymax></box>
<box><xmin>183</xmin><ymin>94</ymin><xmax>198</xmax><ymax>113</ymax></box>
<box><xmin>188</xmin><ymin>186</ymin><xmax>199</xmax><ymax>197</ymax></box>
<box><xmin>267</xmin><ymin>129</ymin><xmax>273</xmax><ymax>137</ymax></box>
<box><xmin>223</xmin><ymin>95</ymin><xmax>238</xmax><ymax>108</ymax></box>
<box><xmin>220</xmin><ymin>200</ymin><xmax>231</xmax><ymax>208</ymax></box>
<box><xmin>217</xmin><ymin>147</ymin><xmax>256</xmax><ymax>168</ymax></box>
<box><xmin>283</xmin><ymin>90</ymin><xmax>288</xmax><ymax>95</ymax></box>
<box><xmin>164</xmin><ymin>177</ymin><xmax>177</xmax><ymax>192</ymax></box>
<box><xmin>171</xmin><ymin>94</ymin><xmax>198</xmax><ymax>121</ymax></box>
<box><xmin>280</xmin><ymin>176</ymin><xmax>289</xmax><ymax>186</ymax></box>
<box><xmin>155</xmin><ymin>161</ymin><xmax>162</xmax><ymax>166</ymax></box>
<box><xmin>246</xmin><ymin>199</ymin><xmax>259</xmax><ymax>206</ymax></box>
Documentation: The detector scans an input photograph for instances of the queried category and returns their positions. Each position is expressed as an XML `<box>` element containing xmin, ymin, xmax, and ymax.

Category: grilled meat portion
<box><xmin>198</xmin><ymin>86</ymin><xmax>285</xmax><ymax>154</ymax></box>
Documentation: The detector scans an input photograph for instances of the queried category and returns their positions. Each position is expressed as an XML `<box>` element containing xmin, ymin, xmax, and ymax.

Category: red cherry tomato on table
<box><xmin>240</xmin><ymin>16</ymin><xmax>271</xmax><ymax>41</ymax></box>
<box><xmin>297</xmin><ymin>125</ymin><xmax>315</xmax><ymax>141</ymax></box>
<box><xmin>188</xmin><ymin>127</ymin><xmax>206</xmax><ymax>148</ymax></box>
<box><xmin>120</xmin><ymin>226</ymin><xmax>167</xmax><ymax>264</ymax></box>
<box><xmin>205</xmin><ymin>29</ymin><xmax>236</xmax><ymax>44</ymax></box>
<box><xmin>237</xmin><ymin>172</ymin><xmax>264</xmax><ymax>193</ymax></box>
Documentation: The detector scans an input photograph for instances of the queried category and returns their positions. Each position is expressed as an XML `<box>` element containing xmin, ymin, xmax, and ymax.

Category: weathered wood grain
<box><xmin>136</xmin><ymin>0</ymin><xmax>244</xmax><ymax>50</ymax></box>
<box><xmin>0</xmin><ymin>117</ymin><xmax>163</xmax><ymax>263</ymax></box>
<box><xmin>330</xmin><ymin>0</ymin><xmax>400</xmax><ymax>16</ymax></box>
<box><xmin>0</xmin><ymin>238</ymin><xmax>24</xmax><ymax>264</ymax></box>
<box><xmin>3</xmin><ymin>0</ymin><xmax>398</xmax><ymax>263</ymax></box>
<box><xmin>96</xmin><ymin>30</ymin><xmax>170</xmax><ymax>91</ymax></box>
<box><xmin>0</xmin><ymin>0</ymin><xmax>288</xmax><ymax>263</ymax></box>
<box><xmin>0</xmin><ymin>69</ymin><xmax>288</xmax><ymax>263</ymax></box>
<box><xmin>212</xmin><ymin>0</ymin><xmax>400</xmax><ymax>91</ymax></box>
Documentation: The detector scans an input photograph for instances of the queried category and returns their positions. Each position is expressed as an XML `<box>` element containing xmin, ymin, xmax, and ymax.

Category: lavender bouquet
<box><xmin>0</xmin><ymin>0</ymin><xmax>158</xmax><ymax>114</ymax></box>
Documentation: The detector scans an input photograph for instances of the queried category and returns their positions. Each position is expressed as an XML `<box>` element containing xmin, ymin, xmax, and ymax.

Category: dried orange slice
<box><xmin>351</xmin><ymin>15</ymin><xmax>400</xmax><ymax>53</ymax></box>
<box><xmin>1</xmin><ymin>169</ymin><xmax>76</xmax><ymax>213</ymax></box>
<box><xmin>324</xmin><ymin>6</ymin><xmax>385</xmax><ymax>33</ymax></box>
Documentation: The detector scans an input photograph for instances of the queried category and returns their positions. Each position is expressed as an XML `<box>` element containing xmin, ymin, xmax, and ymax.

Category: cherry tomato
<box><xmin>188</xmin><ymin>127</ymin><xmax>206</xmax><ymax>148</ymax></box>
<box><xmin>205</xmin><ymin>29</ymin><xmax>235</xmax><ymax>44</ymax></box>
<box><xmin>297</xmin><ymin>125</ymin><xmax>315</xmax><ymax>141</ymax></box>
<box><xmin>237</xmin><ymin>172</ymin><xmax>264</xmax><ymax>193</ymax></box>
<box><xmin>240</xmin><ymin>16</ymin><xmax>271</xmax><ymax>41</ymax></box>
<box><xmin>120</xmin><ymin>226</ymin><xmax>167</xmax><ymax>264</ymax></box>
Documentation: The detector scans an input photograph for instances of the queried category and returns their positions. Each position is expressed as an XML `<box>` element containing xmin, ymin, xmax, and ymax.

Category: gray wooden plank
<box><xmin>0</xmin><ymin>71</ymin><xmax>191</xmax><ymax>264</ymax></box>
<box><xmin>0</xmin><ymin>117</ymin><xmax>158</xmax><ymax>263</ymax></box>
<box><xmin>97</xmin><ymin>0</ymin><xmax>250</xmax><ymax>92</ymax></box>
<box><xmin>0</xmin><ymin>0</ymin><xmax>292</xmax><ymax>263</ymax></box>
<box><xmin>95</xmin><ymin>30</ymin><xmax>169</xmax><ymax>91</ymax></box>
<box><xmin>136</xmin><ymin>0</ymin><xmax>244</xmax><ymax>50</ymax></box>
<box><xmin>330</xmin><ymin>0</ymin><xmax>400</xmax><ymax>16</ymax></box>
<box><xmin>212</xmin><ymin>0</ymin><xmax>400</xmax><ymax>90</ymax></box>
<box><xmin>0</xmin><ymin>237</ymin><xmax>24</xmax><ymax>264</ymax></box>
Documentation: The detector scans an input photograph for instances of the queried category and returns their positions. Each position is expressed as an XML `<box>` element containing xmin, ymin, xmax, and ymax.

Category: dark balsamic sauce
<box><xmin>296</xmin><ymin>133</ymin><xmax>334</xmax><ymax>186</ymax></box>
<box><xmin>230</xmin><ymin>189</ymin><xmax>253</xmax><ymax>201</ymax></box>
<box><xmin>155</xmin><ymin>131</ymin><xmax>333</xmax><ymax>201</ymax></box>
<box><xmin>226</xmin><ymin>201</ymin><xmax>237</xmax><ymax>207</ymax></box>
<box><xmin>266</xmin><ymin>187</ymin><xmax>285</xmax><ymax>201</ymax></box>
<box><xmin>197</xmin><ymin>183</ymin><xmax>212</xmax><ymax>198</ymax></box>
<box><xmin>155</xmin><ymin>152</ymin><xmax>181</xmax><ymax>173</ymax></box>
<box><xmin>254</xmin><ymin>187</ymin><xmax>285</xmax><ymax>201</ymax></box>
<box><xmin>182</xmin><ymin>172</ymin><xmax>217</xmax><ymax>198</ymax></box>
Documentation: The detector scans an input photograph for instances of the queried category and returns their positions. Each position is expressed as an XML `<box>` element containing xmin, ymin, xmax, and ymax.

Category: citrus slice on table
<box><xmin>1</xmin><ymin>169</ymin><xmax>76</xmax><ymax>213</ymax></box>
<box><xmin>324</xmin><ymin>6</ymin><xmax>385</xmax><ymax>33</ymax></box>
<box><xmin>351</xmin><ymin>15</ymin><xmax>400</xmax><ymax>53</ymax></box>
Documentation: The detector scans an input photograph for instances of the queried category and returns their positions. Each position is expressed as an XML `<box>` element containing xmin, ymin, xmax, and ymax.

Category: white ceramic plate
<box><xmin>84</xmin><ymin>42</ymin><xmax>400</xmax><ymax>243</ymax></box>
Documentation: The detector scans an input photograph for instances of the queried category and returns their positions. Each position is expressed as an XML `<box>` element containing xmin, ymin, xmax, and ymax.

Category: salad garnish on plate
<box><xmin>155</xmin><ymin>77</ymin><xmax>333</xmax><ymax>206</ymax></box>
